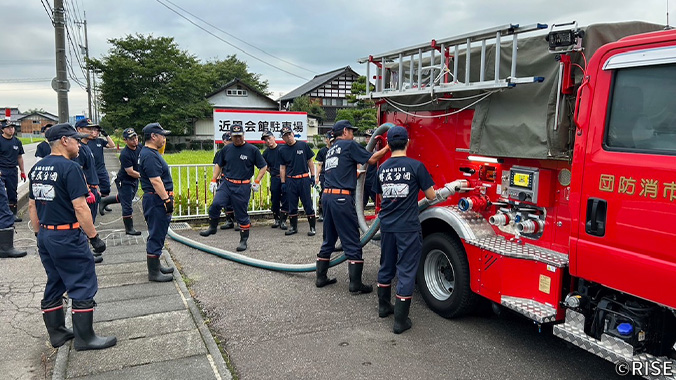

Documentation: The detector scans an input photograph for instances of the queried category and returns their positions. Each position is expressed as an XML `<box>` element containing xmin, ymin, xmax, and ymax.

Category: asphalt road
<box><xmin>168</xmin><ymin>219</ymin><xmax>640</xmax><ymax>380</ymax></box>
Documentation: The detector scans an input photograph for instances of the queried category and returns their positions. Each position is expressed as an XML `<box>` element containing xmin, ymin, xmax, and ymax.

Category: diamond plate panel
<box><xmin>553</xmin><ymin>310</ymin><xmax>676</xmax><ymax>380</ymax></box>
<box><xmin>169</xmin><ymin>222</ymin><xmax>192</xmax><ymax>231</ymax></box>
<box><xmin>466</xmin><ymin>236</ymin><xmax>569</xmax><ymax>267</ymax></box>
<box><xmin>501</xmin><ymin>296</ymin><xmax>557</xmax><ymax>323</ymax></box>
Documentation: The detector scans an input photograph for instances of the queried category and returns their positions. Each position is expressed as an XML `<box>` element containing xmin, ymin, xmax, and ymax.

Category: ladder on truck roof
<box><xmin>358</xmin><ymin>23</ymin><xmax>548</xmax><ymax>99</ymax></box>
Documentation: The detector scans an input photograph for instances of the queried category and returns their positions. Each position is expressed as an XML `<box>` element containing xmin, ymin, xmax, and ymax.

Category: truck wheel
<box><xmin>416</xmin><ymin>232</ymin><xmax>477</xmax><ymax>318</ymax></box>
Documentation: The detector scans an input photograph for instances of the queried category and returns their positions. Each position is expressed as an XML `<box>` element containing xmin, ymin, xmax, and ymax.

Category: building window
<box><xmin>226</xmin><ymin>89</ymin><xmax>248</xmax><ymax>97</ymax></box>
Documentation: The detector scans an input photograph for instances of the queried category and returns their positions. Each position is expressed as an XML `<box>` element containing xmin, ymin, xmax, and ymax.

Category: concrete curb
<box><xmin>163</xmin><ymin>250</ymin><xmax>233</xmax><ymax>380</ymax></box>
<box><xmin>51</xmin><ymin>304</ymin><xmax>70</xmax><ymax>380</ymax></box>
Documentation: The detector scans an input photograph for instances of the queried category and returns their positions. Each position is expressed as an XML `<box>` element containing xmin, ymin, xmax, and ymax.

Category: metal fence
<box><xmin>169</xmin><ymin>164</ymin><xmax>321</xmax><ymax>220</ymax></box>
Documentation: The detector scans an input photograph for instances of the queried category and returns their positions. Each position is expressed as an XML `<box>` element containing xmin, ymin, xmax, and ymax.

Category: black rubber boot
<box><xmin>315</xmin><ymin>259</ymin><xmax>337</xmax><ymax>288</ymax></box>
<box><xmin>10</xmin><ymin>204</ymin><xmax>22</xmax><ymax>223</ymax></box>
<box><xmin>285</xmin><ymin>216</ymin><xmax>298</xmax><ymax>235</ymax></box>
<box><xmin>307</xmin><ymin>216</ymin><xmax>316</xmax><ymax>236</ymax></box>
<box><xmin>220</xmin><ymin>213</ymin><xmax>234</xmax><ymax>230</ymax></box>
<box><xmin>99</xmin><ymin>195</ymin><xmax>117</xmax><ymax>216</ymax></box>
<box><xmin>348</xmin><ymin>261</ymin><xmax>373</xmax><ymax>294</ymax></box>
<box><xmin>279</xmin><ymin>212</ymin><xmax>288</xmax><ymax>230</ymax></box>
<box><xmin>72</xmin><ymin>299</ymin><xmax>117</xmax><ymax>351</ymax></box>
<box><xmin>123</xmin><ymin>217</ymin><xmax>142</xmax><ymax>236</ymax></box>
<box><xmin>41</xmin><ymin>298</ymin><xmax>74</xmax><ymax>348</ymax></box>
<box><xmin>377</xmin><ymin>285</ymin><xmax>394</xmax><ymax>318</ymax></box>
<box><xmin>236</xmin><ymin>230</ymin><xmax>249</xmax><ymax>252</ymax></box>
<box><xmin>393</xmin><ymin>297</ymin><xmax>412</xmax><ymax>334</ymax></box>
<box><xmin>147</xmin><ymin>255</ymin><xmax>173</xmax><ymax>282</ymax></box>
<box><xmin>234</xmin><ymin>223</ymin><xmax>240</xmax><ymax>232</ymax></box>
<box><xmin>271</xmin><ymin>212</ymin><xmax>280</xmax><ymax>228</ymax></box>
<box><xmin>94</xmin><ymin>255</ymin><xmax>103</xmax><ymax>264</ymax></box>
<box><xmin>200</xmin><ymin>217</ymin><xmax>219</xmax><ymax>236</ymax></box>
<box><xmin>0</xmin><ymin>227</ymin><xmax>27</xmax><ymax>258</ymax></box>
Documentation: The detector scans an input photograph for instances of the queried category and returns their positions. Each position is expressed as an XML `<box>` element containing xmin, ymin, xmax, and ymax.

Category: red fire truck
<box><xmin>359</xmin><ymin>21</ymin><xmax>676</xmax><ymax>376</ymax></box>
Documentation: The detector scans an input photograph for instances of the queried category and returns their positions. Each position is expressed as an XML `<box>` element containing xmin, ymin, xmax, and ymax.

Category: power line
<box><xmin>0</xmin><ymin>78</ymin><xmax>53</xmax><ymax>83</ymax></box>
<box><xmin>162</xmin><ymin>0</ymin><xmax>316</xmax><ymax>75</ymax></box>
<box><xmin>40</xmin><ymin>0</ymin><xmax>53</xmax><ymax>22</ymax></box>
<box><xmin>155</xmin><ymin>0</ymin><xmax>310</xmax><ymax>81</ymax></box>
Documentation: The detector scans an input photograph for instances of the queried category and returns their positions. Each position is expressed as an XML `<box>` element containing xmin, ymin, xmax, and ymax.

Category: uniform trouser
<box><xmin>116</xmin><ymin>179</ymin><xmax>138</xmax><ymax>217</ymax></box>
<box><xmin>97</xmin><ymin>168</ymin><xmax>111</xmax><ymax>196</ymax></box>
<box><xmin>269</xmin><ymin>176</ymin><xmax>288</xmax><ymax>215</ymax></box>
<box><xmin>0</xmin><ymin>167</ymin><xmax>18</xmax><ymax>206</ymax></box>
<box><xmin>378</xmin><ymin>231</ymin><xmax>423</xmax><ymax>297</ymax></box>
<box><xmin>209</xmin><ymin>181</ymin><xmax>251</xmax><ymax>229</ymax></box>
<box><xmin>317</xmin><ymin>176</ymin><xmax>325</xmax><ymax>215</ymax></box>
<box><xmin>87</xmin><ymin>189</ymin><xmax>100</xmax><ymax>223</ymax></box>
<box><xmin>0</xmin><ymin>176</ymin><xmax>13</xmax><ymax>228</ymax></box>
<box><xmin>143</xmin><ymin>193</ymin><xmax>172</xmax><ymax>256</ymax></box>
<box><xmin>287</xmin><ymin>177</ymin><xmax>314</xmax><ymax>217</ymax></box>
<box><xmin>362</xmin><ymin>181</ymin><xmax>377</xmax><ymax>208</ymax></box>
<box><xmin>38</xmin><ymin>228</ymin><xmax>97</xmax><ymax>301</ymax></box>
<box><xmin>318</xmin><ymin>193</ymin><xmax>362</xmax><ymax>260</ymax></box>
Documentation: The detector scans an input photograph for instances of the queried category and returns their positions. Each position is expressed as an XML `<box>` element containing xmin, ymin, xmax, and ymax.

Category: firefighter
<box><xmin>73</xmin><ymin>119</ymin><xmax>101</xmax><ymax>225</ymax></box>
<box><xmin>361</xmin><ymin>129</ymin><xmax>378</xmax><ymax>209</ymax></box>
<box><xmin>279</xmin><ymin>125</ymin><xmax>316</xmax><ymax>236</ymax></box>
<box><xmin>138</xmin><ymin>122</ymin><xmax>175</xmax><ymax>282</ymax></box>
<box><xmin>98</xmin><ymin>128</ymin><xmax>142</xmax><ymax>235</ymax></box>
<box><xmin>27</xmin><ymin>123</ymin><xmax>115</xmax><ymax>351</ymax></box>
<box><xmin>199</xmin><ymin>124</ymin><xmax>267</xmax><ymax>252</ymax></box>
<box><xmin>261</xmin><ymin>129</ymin><xmax>289</xmax><ymax>229</ymax></box>
<box><xmin>314</xmin><ymin>131</ymin><xmax>333</xmax><ymax>222</ymax></box>
<box><xmin>35</xmin><ymin>123</ymin><xmax>53</xmax><ymax>161</ymax></box>
<box><xmin>315</xmin><ymin>120</ymin><xmax>389</xmax><ymax>292</ymax></box>
<box><xmin>0</xmin><ymin>120</ymin><xmax>26</xmax><ymax>223</ymax></box>
<box><xmin>212</xmin><ymin>132</ymin><xmax>238</xmax><ymax>231</ymax></box>
<box><xmin>0</xmin><ymin>174</ymin><xmax>27</xmax><ymax>258</ymax></box>
<box><xmin>373</xmin><ymin>125</ymin><xmax>436</xmax><ymax>334</ymax></box>
<box><xmin>82</xmin><ymin>122</ymin><xmax>115</xmax><ymax>213</ymax></box>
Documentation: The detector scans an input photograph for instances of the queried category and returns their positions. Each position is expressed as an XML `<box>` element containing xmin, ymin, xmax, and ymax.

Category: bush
<box><xmin>306</xmin><ymin>142</ymin><xmax>315</xmax><ymax>149</ymax></box>
<box><xmin>175</xmin><ymin>143</ymin><xmax>187</xmax><ymax>151</ymax></box>
<box><xmin>316</xmin><ymin>143</ymin><xmax>326</xmax><ymax>149</ymax></box>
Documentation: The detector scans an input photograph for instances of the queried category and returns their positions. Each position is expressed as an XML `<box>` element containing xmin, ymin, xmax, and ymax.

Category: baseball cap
<box><xmin>1</xmin><ymin>119</ymin><xmax>16</xmax><ymax>129</ymax></box>
<box><xmin>261</xmin><ymin>130</ymin><xmax>274</xmax><ymax>140</ymax></box>
<box><xmin>331</xmin><ymin>120</ymin><xmax>358</xmax><ymax>134</ymax></box>
<box><xmin>280</xmin><ymin>126</ymin><xmax>293</xmax><ymax>136</ymax></box>
<box><xmin>142</xmin><ymin>122</ymin><xmax>171</xmax><ymax>136</ymax></box>
<box><xmin>75</xmin><ymin>118</ymin><xmax>100</xmax><ymax>129</ymax></box>
<box><xmin>222</xmin><ymin>131</ymin><xmax>232</xmax><ymax>142</ymax></box>
<box><xmin>41</xmin><ymin>123</ymin><xmax>53</xmax><ymax>133</ymax></box>
<box><xmin>387</xmin><ymin>126</ymin><xmax>408</xmax><ymax>141</ymax></box>
<box><xmin>364</xmin><ymin>129</ymin><xmax>374</xmax><ymax>136</ymax></box>
<box><xmin>45</xmin><ymin>123</ymin><xmax>89</xmax><ymax>141</ymax></box>
<box><xmin>231</xmin><ymin>124</ymin><xmax>244</xmax><ymax>136</ymax></box>
<box><xmin>123</xmin><ymin>128</ymin><xmax>137</xmax><ymax>139</ymax></box>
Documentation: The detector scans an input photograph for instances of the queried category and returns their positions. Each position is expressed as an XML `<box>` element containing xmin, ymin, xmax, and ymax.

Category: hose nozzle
<box><xmin>427</xmin><ymin>180</ymin><xmax>468</xmax><ymax>206</ymax></box>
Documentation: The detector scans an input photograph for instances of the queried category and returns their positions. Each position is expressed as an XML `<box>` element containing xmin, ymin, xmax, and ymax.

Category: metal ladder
<box><xmin>358</xmin><ymin>23</ymin><xmax>548</xmax><ymax>99</ymax></box>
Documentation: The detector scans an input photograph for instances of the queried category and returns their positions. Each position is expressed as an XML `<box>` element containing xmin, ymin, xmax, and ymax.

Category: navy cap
<box><xmin>122</xmin><ymin>128</ymin><xmax>137</xmax><ymax>139</ymax></box>
<box><xmin>364</xmin><ymin>129</ymin><xmax>374</xmax><ymax>136</ymax></box>
<box><xmin>387</xmin><ymin>126</ymin><xmax>408</xmax><ymax>141</ymax></box>
<box><xmin>280</xmin><ymin>126</ymin><xmax>293</xmax><ymax>136</ymax></box>
<box><xmin>142</xmin><ymin>122</ymin><xmax>171</xmax><ymax>136</ymax></box>
<box><xmin>75</xmin><ymin>118</ymin><xmax>100</xmax><ymax>129</ymax></box>
<box><xmin>261</xmin><ymin>130</ymin><xmax>274</xmax><ymax>140</ymax></box>
<box><xmin>222</xmin><ymin>131</ymin><xmax>232</xmax><ymax>142</ymax></box>
<box><xmin>1</xmin><ymin>120</ymin><xmax>16</xmax><ymax>129</ymax></box>
<box><xmin>231</xmin><ymin>124</ymin><xmax>244</xmax><ymax>136</ymax></box>
<box><xmin>41</xmin><ymin>123</ymin><xmax>53</xmax><ymax>133</ymax></box>
<box><xmin>45</xmin><ymin>123</ymin><xmax>89</xmax><ymax>141</ymax></box>
<box><xmin>332</xmin><ymin>120</ymin><xmax>358</xmax><ymax>134</ymax></box>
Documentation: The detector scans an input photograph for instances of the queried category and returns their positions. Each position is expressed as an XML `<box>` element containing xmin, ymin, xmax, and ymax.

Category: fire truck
<box><xmin>359</xmin><ymin>21</ymin><xmax>676</xmax><ymax>376</ymax></box>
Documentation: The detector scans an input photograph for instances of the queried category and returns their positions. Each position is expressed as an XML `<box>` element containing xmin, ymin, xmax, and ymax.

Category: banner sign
<box><xmin>213</xmin><ymin>109</ymin><xmax>308</xmax><ymax>143</ymax></box>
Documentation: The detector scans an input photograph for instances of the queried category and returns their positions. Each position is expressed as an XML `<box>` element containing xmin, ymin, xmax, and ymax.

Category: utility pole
<box><xmin>77</xmin><ymin>12</ymin><xmax>93</xmax><ymax>119</ymax></box>
<box><xmin>92</xmin><ymin>74</ymin><xmax>99</xmax><ymax>123</ymax></box>
<box><xmin>53</xmin><ymin>0</ymin><xmax>70</xmax><ymax>122</ymax></box>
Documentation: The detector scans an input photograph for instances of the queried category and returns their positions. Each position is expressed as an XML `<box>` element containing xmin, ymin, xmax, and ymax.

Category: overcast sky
<box><xmin>0</xmin><ymin>0</ymin><xmax>672</xmax><ymax>118</ymax></box>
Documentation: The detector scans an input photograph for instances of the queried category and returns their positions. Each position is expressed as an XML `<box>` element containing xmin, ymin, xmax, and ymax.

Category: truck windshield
<box><xmin>605</xmin><ymin>63</ymin><xmax>676</xmax><ymax>155</ymax></box>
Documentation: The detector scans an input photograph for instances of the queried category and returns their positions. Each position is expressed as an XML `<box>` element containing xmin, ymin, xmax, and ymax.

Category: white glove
<box><xmin>251</xmin><ymin>182</ymin><xmax>261</xmax><ymax>192</ymax></box>
<box><xmin>209</xmin><ymin>180</ymin><xmax>218</xmax><ymax>193</ymax></box>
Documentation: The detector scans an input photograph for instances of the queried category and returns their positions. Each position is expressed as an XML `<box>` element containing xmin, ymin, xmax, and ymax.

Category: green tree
<box><xmin>336</xmin><ymin>76</ymin><xmax>377</xmax><ymax>132</ymax></box>
<box><xmin>289</xmin><ymin>96</ymin><xmax>326</xmax><ymax>121</ymax></box>
<box><xmin>89</xmin><ymin>34</ymin><xmax>268</xmax><ymax>135</ymax></box>
<box><xmin>24</xmin><ymin>108</ymin><xmax>47</xmax><ymax>114</ymax></box>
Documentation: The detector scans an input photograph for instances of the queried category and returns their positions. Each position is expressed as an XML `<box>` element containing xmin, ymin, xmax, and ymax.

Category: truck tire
<box><xmin>416</xmin><ymin>232</ymin><xmax>477</xmax><ymax>318</ymax></box>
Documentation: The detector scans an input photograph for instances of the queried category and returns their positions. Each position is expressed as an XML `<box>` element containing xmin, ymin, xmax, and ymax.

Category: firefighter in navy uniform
<box><xmin>361</xmin><ymin>129</ymin><xmax>378</xmax><ymax>209</ymax></box>
<box><xmin>314</xmin><ymin>131</ymin><xmax>333</xmax><ymax>222</ymax></box>
<box><xmin>315</xmin><ymin>120</ymin><xmax>390</xmax><ymax>292</ymax></box>
<box><xmin>77</xmin><ymin>120</ymin><xmax>115</xmax><ymax>212</ymax></box>
<box><xmin>27</xmin><ymin>123</ymin><xmax>115</xmax><ymax>351</ymax></box>
<box><xmin>0</xmin><ymin>120</ymin><xmax>26</xmax><ymax>223</ymax></box>
<box><xmin>261</xmin><ymin>130</ymin><xmax>289</xmax><ymax>229</ymax></box>
<box><xmin>373</xmin><ymin>126</ymin><xmax>436</xmax><ymax>334</ymax></box>
<box><xmin>279</xmin><ymin>125</ymin><xmax>316</xmax><ymax>236</ymax></box>
<box><xmin>209</xmin><ymin>132</ymin><xmax>238</xmax><ymax>231</ymax></box>
<box><xmin>35</xmin><ymin>123</ymin><xmax>53</xmax><ymax>161</ymax></box>
<box><xmin>99</xmin><ymin>128</ymin><xmax>142</xmax><ymax>235</ymax></box>
<box><xmin>73</xmin><ymin>120</ymin><xmax>101</xmax><ymax>224</ymax></box>
<box><xmin>0</xmin><ymin>173</ymin><xmax>27</xmax><ymax>258</ymax></box>
<box><xmin>200</xmin><ymin>124</ymin><xmax>267</xmax><ymax>252</ymax></box>
<box><xmin>138</xmin><ymin>123</ymin><xmax>175</xmax><ymax>282</ymax></box>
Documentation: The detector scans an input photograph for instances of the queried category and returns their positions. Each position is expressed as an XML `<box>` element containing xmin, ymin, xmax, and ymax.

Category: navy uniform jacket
<box><xmin>262</xmin><ymin>145</ymin><xmax>285</xmax><ymax>177</ymax></box>
<box><xmin>139</xmin><ymin>146</ymin><xmax>173</xmax><ymax>193</ymax></box>
<box><xmin>214</xmin><ymin>143</ymin><xmax>267</xmax><ymax>180</ymax></box>
<box><xmin>86</xmin><ymin>138</ymin><xmax>109</xmax><ymax>173</ymax></box>
<box><xmin>0</xmin><ymin>135</ymin><xmax>24</xmax><ymax>168</ymax></box>
<box><xmin>73</xmin><ymin>144</ymin><xmax>99</xmax><ymax>187</ymax></box>
<box><xmin>116</xmin><ymin>146</ymin><xmax>140</xmax><ymax>185</ymax></box>
<box><xmin>323</xmin><ymin>139</ymin><xmax>372</xmax><ymax>191</ymax></box>
<box><xmin>35</xmin><ymin>141</ymin><xmax>51</xmax><ymax>159</ymax></box>
<box><xmin>374</xmin><ymin>156</ymin><xmax>434</xmax><ymax>232</ymax></box>
<box><xmin>280</xmin><ymin>140</ymin><xmax>314</xmax><ymax>177</ymax></box>
<box><xmin>28</xmin><ymin>155</ymin><xmax>89</xmax><ymax>225</ymax></box>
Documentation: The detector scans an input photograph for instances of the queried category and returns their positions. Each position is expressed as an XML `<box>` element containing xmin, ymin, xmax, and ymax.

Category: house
<box><xmin>17</xmin><ymin>112</ymin><xmax>58</xmax><ymax>136</ymax></box>
<box><xmin>0</xmin><ymin>107</ymin><xmax>25</xmax><ymax>132</ymax></box>
<box><xmin>193</xmin><ymin>78</ymin><xmax>279</xmax><ymax>141</ymax></box>
<box><xmin>279</xmin><ymin>66</ymin><xmax>360</xmax><ymax>133</ymax></box>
